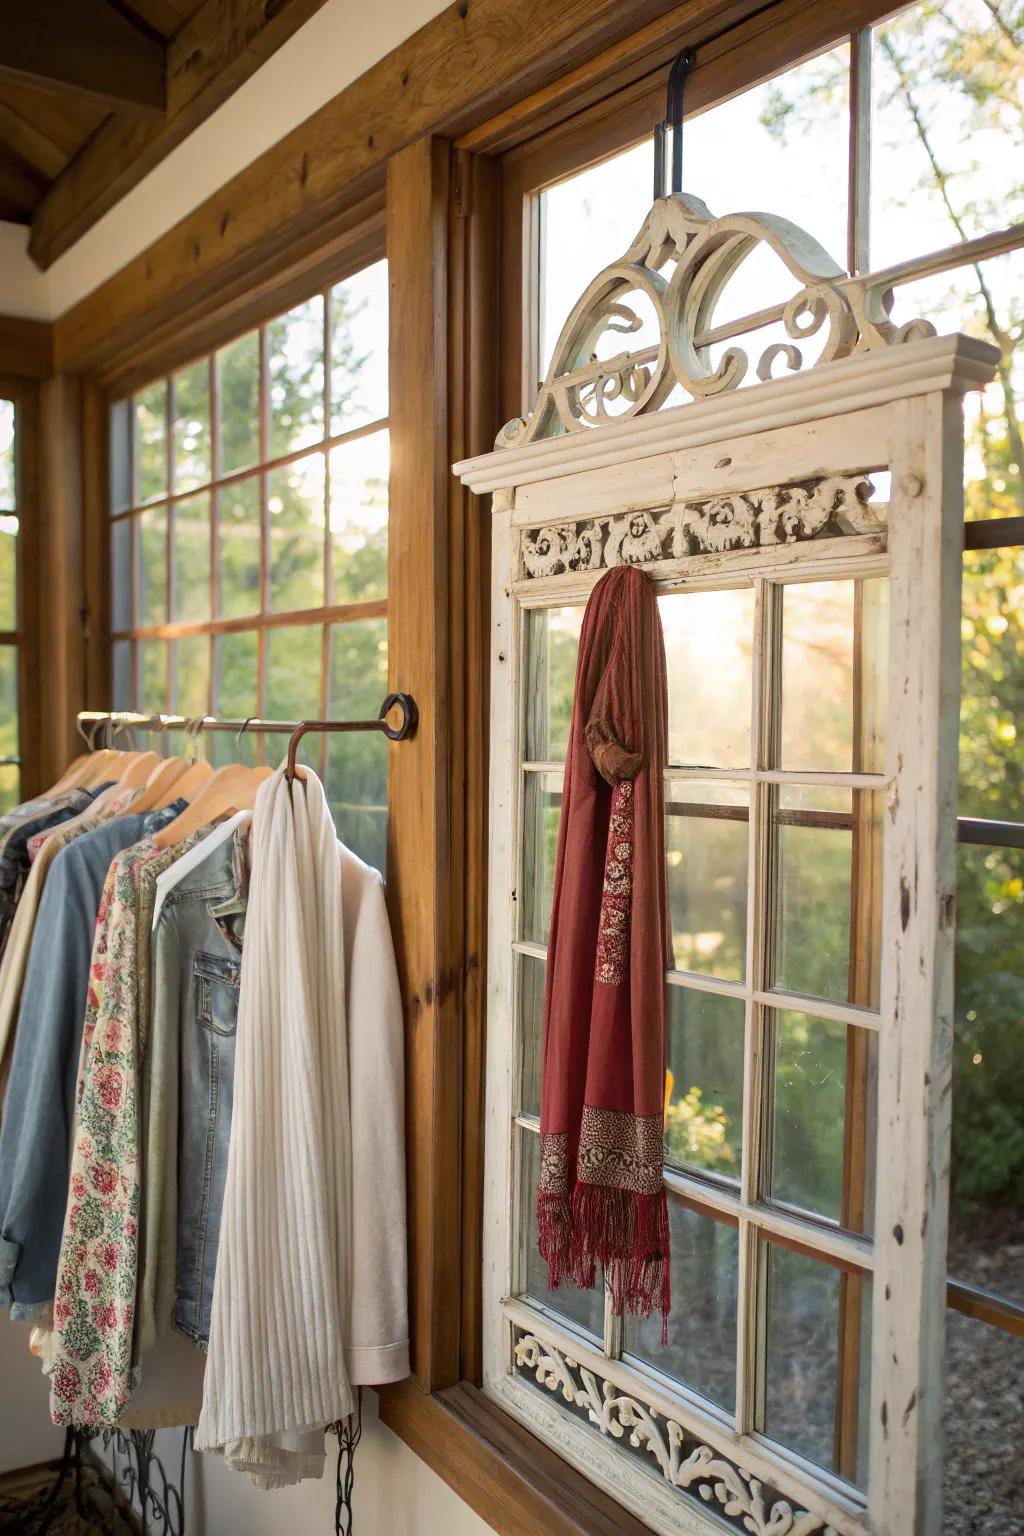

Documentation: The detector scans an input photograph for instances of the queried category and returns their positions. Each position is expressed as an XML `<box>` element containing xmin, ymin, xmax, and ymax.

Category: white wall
<box><xmin>0</xmin><ymin>0</ymin><xmax>451</xmax><ymax>322</ymax></box>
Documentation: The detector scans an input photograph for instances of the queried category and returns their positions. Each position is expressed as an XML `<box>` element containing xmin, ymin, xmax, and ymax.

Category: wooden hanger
<box><xmin>54</xmin><ymin>749</ymin><xmax>124</xmax><ymax>793</ymax></box>
<box><xmin>108</xmin><ymin>751</ymin><xmax>161</xmax><ymax>793</ymax></box>
<box><xmin>152</xmin><ymin>764</ymin><xmax>272</xmax><ymax>849</ymax></box>
<box><xmin>128</xmin><ymin>754</ymin><xmax>190</xmax><ymax>815</ymax></box>
<box><xmin>155</xmin><ymin>757</ymin><xmax>213</xmax><ymax>808</ymax></box>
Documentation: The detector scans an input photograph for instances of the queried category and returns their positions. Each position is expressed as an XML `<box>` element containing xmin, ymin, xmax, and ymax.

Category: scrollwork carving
<box><xmin>499</xmin><ymin>193</ymin><xmax>935</xmax><ymax>447</ymax></box>
<box><xmin>518</xmin><ymin>474</ymin><xmax>881</xmax><ymax>578</ymax></box>
<box><xmin>513</xmin><ymin>1333</ymin><xmax>837</xmax><ymax>1536</ymax></box>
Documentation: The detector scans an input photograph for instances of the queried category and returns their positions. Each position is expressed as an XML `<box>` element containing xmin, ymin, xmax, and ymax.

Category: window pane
<box><xmin>0</xmin><ymin>400</ymin><xmax>14</xmax><ymax>508</ymax></box>
<box><xmin>173</xmin><ymin>635</ymin><xmax>209</xmax><ymax>718</ymax></box>
<box><xmin>871</xmin><ymin>5</ymin><xmax>1023</xmax><ymax>269</ymax></box>
<box><xmin>780</xmin><ymin>578</ymin><xmax>888</xmax><ymax>774</ymax></box>
<box><xmin>0</xmin><ymin>513</ymin><xmax>16</xmax><ymax>631</ymax></box>
<box><xmin>112</xmin><ymin>641</ymin><xmax>132</xmax><ymax>710</ymax></box>
<box><xmin>111</xmin><ymin>518</ymin><xmax>132</xmax><ymax>633</ymax></box>
<box><xmin>519</xmin><ymin>951</ymin><xmax>545</xmax><ymax>1119</ymax></box>
<box><xmin>172</xmin><ymin>360</ymin><xmax>210</xmax><ymax>494</ymax></box>
<box><xmin>661</xmin><ymin>588</ymin><xmax>754</xmax><ymax>769</ymax></box>
<box><xmin>623</xmin><ymin>1199</ymin><xmax>738</xmax><ymax>1414</ymax></box>
<box><xmin>172</xmin><ymin>493</ymin><xmax>211</xmax><ymax>624</ymax></box>
<box><xmin>137</xmin><ymin>506</ymin><xmax>168</xmax><ymax>627</ymax></box>
<box><xmin>266</xmin><ymin>623</ymin><xmax>320</xmax><ymax>720</ymax></box>
<box><xmin>769</xmin><ymin>1010</ymin><xmax>877</xmax><ymax>1235</ymax></box>
<box><xmin>960</xmin><ymin>545</ymin><xmax>1024</xmax><ymax>821</ymax></box>
<box><xmin>214</xmin><ymin>630</ymin><xmax>258</xmax><ymax>720</ymax></box>
<box><xmin>523</xmin><ymin>605</ymin><xmax>583</xmax><ymax>762</ymax></box>
<box><xmin>944</xmin><ymin>1307</ymin><xmax>1024</xmax><ymax>1532</ymax></box>
<box><xmin>135</xmin><ymin>381</ymin><xmax>167</xmax><ymax>504</ymax></box>
<box><xmin>665</xmin><ymin>987</ymin><xmax>743</xmax><ymax>1182</ymax></box>
<box><xmin>0</xmin><ymin>764</ymin><xmax>19</xmax><ymax>816</ymax></box>
<box><xmin>667</xmin><ymin>779</ymin><xmax>748</xmax><ymax>981</ymax></box>
<box><xmin>762</xmin><ymin>1241</ymin><xmax>871</xmax><ymax>1489</ymax></box>
<box><xmin>522</xmin><ymin>770</ymin><xmax>562</xmax><ymax>945</ymax></box>
<box><xmin>326</xmin><ymin>619</ymin><xmax>388</xmax><ymax>873</ymax></box>
<box><xmin>774</xmin><ymin>785</ymin><xmax>883</xmax><ymax>1008</ymax></box>
<box><xmin>331</xmin><ymin>259</ymin><xmax>389</xmax><ymax>433</ymax></box>
<box><xmin>520</xmin><ymin>1129</ymin><xmax>604</xmax><ymax>1338</ymax></box>
<box><xmin>953</xmin><ymin>840</ymin><xmax>1024</xmax><ymax>1299</ymax></box>
<box><xmin>138</xmin><ymin>639</ymin><xmax>167</xmax><ymax>713</ymax></box>
<box><xmin>268</xmin><ymin>452</ymin><xmax>325</xmax><ymax>613</ymax></box>
<box><xmin>328</xmin><ymin>428</ymin><xmax>388</xmax><ymax>603</ymax></box>
<box><xmin>267</xmin><ymin>296</ymin><xmax>324</xmax><ymax>459</ymax></box>
<box><xmin>217</xmin><ymin>330</ymin><xmax>260</xmax><ymax>475</ymax></box>
<box><xmin>218</xmin><ymin>476</ymin><xmax>261</xmax><ymax>619</ymax></box>
<box><xmin>0</xmin><ymin>647</ymin><xmax>18</xmax><ymax>760</ymax></box>
<box><xmin>109</xmin><ymin>399</ymin><xmax>131</xmax><ymax>515</ymax></box>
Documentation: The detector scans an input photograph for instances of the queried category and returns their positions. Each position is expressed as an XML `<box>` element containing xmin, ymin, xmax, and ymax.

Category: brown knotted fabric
<box><xmin>537</xmin><ymin>563</ymin><xmax>672</xmax><ymax>1338</ymax></box>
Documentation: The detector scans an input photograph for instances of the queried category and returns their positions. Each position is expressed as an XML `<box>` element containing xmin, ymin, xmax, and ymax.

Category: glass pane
<box><xmin>214</xmin><ymin>630</ymin><xmax>258</xmax><ymax>720</ymax></box>
<box><xmin>523</xmin><ymin>605</ymin><xmax>583</xmax><ymax>762</ymax></box>
<box><xmin>172</xmin><ymin>359</ymin><xmax>210</xmax><ymax>494</ymax></box>
<box><xmin>135</xmin><ymin>381</ymin><xmax>167</xmax><ymax>504</ymax></box>
<box><xmin>266</xmin><ymin>623</ymin><xmax>320</xmax><ymax>721</ymax></box>
<box><xmin>0</xmin><ymin>513</ymin><xmax>16</xmax><ymax>631</ymax></box>
<box><xmin>218</xmin><ymin>476</ymin><xmax>262</xmax><ymax>619</ymax></box>
<box><xmin>953</xmin><ymin>841</ymin><xmax>1024</xmax><ymax>1302</ymax></box>
<box><xmin>328</xmin><ymin>428</ymin><xmax>388</xmax><ymax>603</ymax></box>
<box><xmin>960</xmin><ymin>545</ymin><xmax>1024</xmax><ymax>821</ymax></box>
<box><xmin>521</xmin><ymin>770</ymin><xmax>562</xmax><ymax>945</ymax></box>
<box><xmin>539</xmin><ymin>143</ymin><xmax>656</xmax><ymax>382</ymax></box>
<box><xmin>109</xmin><ymin>399</ymin><xmax>131</xmax><ymax>515</ymax></box>
<box><xmin>774</xmin><ymin>785</ymin><xmax>883</xmax><ymax>1008</ymax></box>
<box><xmin>780</xmin><ymin>578</ymin><xmax>888</xmax><ymax>774</ymax></box>
<box><xmin>520</xmin><ymin>1129</ymin><xmax>604</xmax><ymax>1338</ymax></box>
<box><xmin>623</xmin><ymin>1199</ymin><xmax>738</xmax><ymax>1414</ymax></box>
<box><xmin>326</xmin><ymin>619</ymin><xmax>389</xmax><ymax>873</ymax></box>
<box><xmin>268</xmin><ymin>452</ymin><xmax>326</xmax><ymax>613</ymax></box>
<box><xmin>661</xmin><ymin>588</ymin><xmax>754</xmax><ymax>769</ymax></box>
<box><xmin>172</xmin><ymin>493</ymin><xmax>211</xmax><ymax>623</ymax></box>
<box><xmin>217</xmin><ymin>330</ymin><xmax>260</xmax><ymax>475</ymax></box>
<box><xmin>762</xmin><ymin>1241</ymin><xmax>872</xmax><ymax>1489</ymax></box>
<box><xmin>664</xmin><ymin>987</ymin><xmax>743</xmax><ymax>1182</ymax></box>
<box><xmin>667</xmin><ymin>779</ymin><xmax>748</xmax><ymax>981</ymax></box>
<box><xmin>138</xmin><ymin>639</ymin><xmax>167</xmax><ymax>714</ymax></box>
<box><xmin>519</xmin><ymin>951</ymin><xmax>545</xmax><ymax>1119</ymax></box>
<box><xmin>770</xmin><ymin>1010</ymin><xmax>877</xmax><ymax>1236</ymax></box>
<box><xmin>267</xmin><ymin>296</ymin><xmax>324</xmax><ymax>459</ymax></box>
<box><xmin>137</xmin><ymin>506</ymin><xmax>168</xmax><ymax>627</ymax></box>
<box><xmin>0</xmin><ymin>647</ymin><xmax>18</xmax><ymax>760</ymax></box>
<box><xmin>173</xmin><ymin>635</ymin><xmax>209</xmax><ymax>718</ymax></box>
<box><xmin>111</xmin><ymin>518</ymin><xmax>131</xmax><ymax>633</ymax></box>
<box><xmin>0</xmin><ymin>399</ymin><xmax>14</xmax><ymax>508</ymax></box>
<box><xmin>944</xmin><ymin>1307</ymin><xmax>1024</xmax><ymax>1533</ymax></box>
<box><xmin>331</xmin><ymin>258</ymin><xmax>389</xmax><ymax>433</ymax></box>
<box><xmin>871</xmin><ymin>4</ymin><xmax>1024</xmax><ymax>269</ymax></box>
<box><xmin>112</xmin><ymin>641</ymin><xmax>132</xmax><ymax>711</ymax></box>
<box><xmin>0</xmin><ymin>765</ymin><xmax>19</xmax><ymax>817</ymax></box>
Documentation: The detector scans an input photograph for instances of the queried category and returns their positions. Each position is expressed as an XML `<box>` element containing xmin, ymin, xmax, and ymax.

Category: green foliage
<box><xmin>664</xmin><ymin>1086</ymin><xmax>737</xmax><ymax>1173</ymax></box>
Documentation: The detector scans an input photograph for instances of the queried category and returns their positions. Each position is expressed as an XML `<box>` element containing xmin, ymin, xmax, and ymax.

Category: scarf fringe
<box><xmin>538</xmin><ymin>1183</ymin><xmax>671</xmax><ymax>1346</ymax></box>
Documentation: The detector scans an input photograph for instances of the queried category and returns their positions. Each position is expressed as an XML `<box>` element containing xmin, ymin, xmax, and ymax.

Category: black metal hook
<box><xmin>653</xmin><ymin>45</ymin><xmax>696</xmax><ymax>199</ymax></box>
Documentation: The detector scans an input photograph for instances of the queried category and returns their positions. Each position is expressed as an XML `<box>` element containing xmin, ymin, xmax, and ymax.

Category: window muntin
<box><xmin>108</xmin><ymin>258</ymin><xmax>389</xmax><ymax>869</ymax></box>
<box><xmin>0</xmin><ymin>399</ymin><xmax>20</xmax><ymax>814</ymax></box>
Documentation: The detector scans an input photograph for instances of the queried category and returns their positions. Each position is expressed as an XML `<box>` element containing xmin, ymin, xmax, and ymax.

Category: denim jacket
<box><xmin>142</xmin><ymin>828</ymin><xmax>247</xmax><ymax>1349</ymax></box>
<box><xmin>0</xmin><ymin>801</ymin><xmax>186</xmax><ymax>1318</ymax></box>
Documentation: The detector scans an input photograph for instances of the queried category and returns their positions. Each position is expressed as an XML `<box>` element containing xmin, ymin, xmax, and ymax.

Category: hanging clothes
<box><xmin>536</xmin><ymin>564</ymin><xmax>673</xmax><ymax>1335</ymax></box>
<box><xmin>0</xmin><ymin>787</ymin><xmax>103</xmax><ymax>961</ymax></box>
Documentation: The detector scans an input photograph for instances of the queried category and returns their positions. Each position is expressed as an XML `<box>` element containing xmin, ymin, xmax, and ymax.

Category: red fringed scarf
<box><xmin>537</xmin><ymin>563</ymin><xmax>672</xmax><ymax>1338</ymax></box>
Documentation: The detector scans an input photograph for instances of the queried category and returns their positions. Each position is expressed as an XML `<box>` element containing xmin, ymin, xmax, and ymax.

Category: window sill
<box><xmin>378</xmin><ymin>1377</ymin><xmax>656</xmax><ymax>1536</ymax></box>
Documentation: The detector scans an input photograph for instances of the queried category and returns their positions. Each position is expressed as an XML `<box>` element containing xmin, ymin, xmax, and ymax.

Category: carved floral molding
<box><xmin>513</xmin><ymin>1333</ymin><xmax>837</xmax><ymax>1536</ymax></box>
<box><xmin>499</xmin><ymin>193</ymin><xmax>934</xmax><ymax>447</ymax></box>
<box><xmin>519</xmin><ymin>473</ymin><xmax>882</xmax><ymax>578</ymax></box>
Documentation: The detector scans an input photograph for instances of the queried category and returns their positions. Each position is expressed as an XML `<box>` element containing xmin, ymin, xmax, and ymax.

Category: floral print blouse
<box><xmin>49</xmin><ymin>830</ymin><xmax>208</xmax><ymax>1428</ymax></box>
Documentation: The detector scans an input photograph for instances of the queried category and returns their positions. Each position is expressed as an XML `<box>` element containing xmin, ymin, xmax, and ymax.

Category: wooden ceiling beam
<box><xmin>0</xmin><ymin>101</ymin><xmax>66</xmax><ymax>181</ymax></box>
<box><xmin>0</xmin><ymin>1</ymin><xmax>166</xmax><ymax>116</ymax></box>
<box><xmin>29</xmin><ymin>0</ymin><xmax>334</xmax><ymax>271</ymax></box>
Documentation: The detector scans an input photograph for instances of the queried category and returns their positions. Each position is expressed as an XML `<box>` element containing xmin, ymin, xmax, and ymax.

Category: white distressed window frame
<box><xmin>456</xmin><ymin>295</ymin><xmax>998</xmax><ymax>1533</ymax></box>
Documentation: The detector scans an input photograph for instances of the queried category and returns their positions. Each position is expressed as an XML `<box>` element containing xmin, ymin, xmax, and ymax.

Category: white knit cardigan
<box><xmin>195</xmin><ymin>766</ymin><xmax>408</xmax><ymax>1481</ymax></box>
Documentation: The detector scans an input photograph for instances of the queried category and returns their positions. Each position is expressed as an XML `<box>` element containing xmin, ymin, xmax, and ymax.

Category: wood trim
<box><xmin>35</xmin><ymin>374</ymin><xmax>87</xmax><ymax>789</ymax></box>
<box><xmin>51</xmin><ymin>0</ymin><xmax>767</xmax><ymax>381</ymax></box>
<box><xmin>386</xmin><ymin>136</ymin><xmax>461</xmax><ymax>1392</ymax></box>
<box><xmin>81</xmin><ymin>380</ymin><xmax>112</xmax><ymax>713</ymax></box>
<box><xmin>379</xmin><ymin>1378</ymin><xmax>656</xmax><ymax>1536</ymax></box>
<box><xmin>29</xmin><ymin>0</ymin><xmax>336</xmax><ymax>271</ymax></box>
<box><xmin>0</xmin><ymin>316</ymin><xmax>53</xmax><ymax>382</ymax></box>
